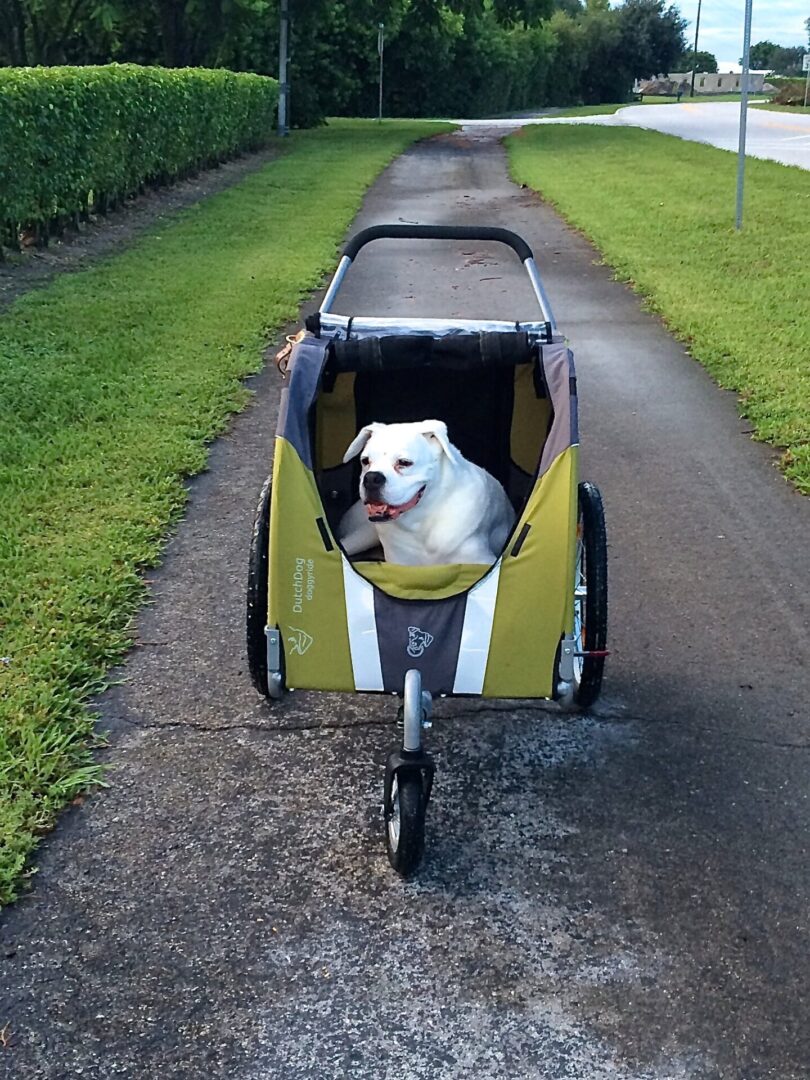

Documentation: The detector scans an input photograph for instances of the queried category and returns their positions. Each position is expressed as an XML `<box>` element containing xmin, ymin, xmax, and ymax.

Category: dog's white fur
<box><xmin>338</xmin><ymin>420</ymin><xmax>515</xmax><ymax>565</ymax></box>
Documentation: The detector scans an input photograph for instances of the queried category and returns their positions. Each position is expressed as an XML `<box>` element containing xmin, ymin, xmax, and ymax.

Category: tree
<box><xmin>491</xmin><ymin>0</ymin><xmax>554</xmax><ymax>26</ymax></box>
<box><xmin>0</xmin><ymin>0</ymin><xmax>699</xmax><ymax>122</ymax></box>
<box><xmin>615</xmin><ymin>0</ymin><xmax>686</xmax><ymax>80</ymax></box>
<box><xmin>746</xmin><ymin>40</ymin><xmax>805</xmax><ymax>74</ymax></box>
<box><xmin>0</xmin><ymin>0</ymin><xmax>125</xmax><ymax>65</ymax></box>
<box><xmin>769</xmin><ymin>45</ymin><xmax>805</xmax><ymax>75</ymax></box>
<box><xmin>747</xmin><ymin>40</ymin><xmax>778</xmax><ymax>70</ymax></box>
<box><xmin>673</xmin><ymin>48</ymin><xmax>717</xmax><ymax>73</ymax></box>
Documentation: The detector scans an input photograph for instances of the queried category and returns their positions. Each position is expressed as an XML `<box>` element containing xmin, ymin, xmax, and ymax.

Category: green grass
<box><xmin>0</xmin><ymin>117</ymin><xmax>449</xmax><ymax>905</ymax></box>
<box><xmin>753</xmin><ymin>102</ymin><xmax>810</xmax><ymax>114</ymax></box>
<box><xmin>507</xmin><ymin>124</ymin><xmax>810</xmax><ymax>491</ymax></box>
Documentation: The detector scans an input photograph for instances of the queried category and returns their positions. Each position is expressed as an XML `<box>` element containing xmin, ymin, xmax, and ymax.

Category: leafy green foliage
<box><xmin>747</xmin><ymin>40</ymin><xmax>806</xmax><ymax>76</ymax></box>
<box><xmin>674</xmin><ymin>49</ymin><xmax>718</xmax><ymax>73</ymax></box>
<box><xmin>0</xmin><ymin>64</ymin><xmax>278</xmax><ymax>240</ymax></box>
<box><xmin>0</xmin><ymin>117</ymin><xmax>447</xmax><ymax>906</ymax></box>
<box><xmin>0</xmin><ymin>0</ymin><xmax>689</xmax><ymax>124</ymax></box>
<box><xmin>508</xmin><ymin>124</ymin><xmax>810</xmax><ymax>492</ymax></box>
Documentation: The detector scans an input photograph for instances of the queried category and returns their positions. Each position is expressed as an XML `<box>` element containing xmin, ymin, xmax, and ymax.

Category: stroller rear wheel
<box><xmin>573</xmin><ymin>481</ymin><xmax>608</xmax><ymax>707</ymax></box>
<box><xmin>246</xmin><ymin>474</ymin><xmax>276</xmax><ymax>699</ymax></box>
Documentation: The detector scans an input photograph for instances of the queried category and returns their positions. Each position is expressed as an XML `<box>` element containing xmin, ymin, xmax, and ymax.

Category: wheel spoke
<box><xmin>388</xmin><ymin>778</ymin><xmax>401</xmax><ymax>849</ymax></box>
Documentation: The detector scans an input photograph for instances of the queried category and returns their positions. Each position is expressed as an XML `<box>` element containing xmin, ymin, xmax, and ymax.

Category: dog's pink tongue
<box><xmin>365</xmin><ymin>501</ymin><xmax>389</xmax><ymax>517</ymax></box>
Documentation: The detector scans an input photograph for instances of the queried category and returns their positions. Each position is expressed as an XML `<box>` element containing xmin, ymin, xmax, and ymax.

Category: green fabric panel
<box><xmin>483</xmin><ymin>447</ymin><xmax>578</xmax><ymax>698</ymax></box>
<box><xmin>268</xmin><ymin>437</ymin><xmax>355</xmax><ymax>691</ymax></box>
<box><xmin>356</xmin><ymin>561</ymin><xmax>488</xmax><ymax>600</ymax></box>
<box><xmin>315</xmin><ymin>371</ymin><xmax>356</xmax><ymax>470</ymax></box>
<box><xmin>511</xmin><ymin>363</ymin><xmax>553</xmax><ymax>474</ymax></box>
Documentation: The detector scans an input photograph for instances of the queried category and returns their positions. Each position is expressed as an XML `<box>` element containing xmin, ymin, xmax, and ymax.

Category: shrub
<box><xmin>0</xmin><ymin>65</ymin><xmax>278</xmax><ymax>246</ymax></box>
<box><xmin>772</xmin><ymin>80</ymin><xmax>806</xmax><ymax>106</ymax></box>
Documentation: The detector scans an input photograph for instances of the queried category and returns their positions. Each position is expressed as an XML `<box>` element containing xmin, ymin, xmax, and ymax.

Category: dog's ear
<box><xmin>343</xmin><ymin>423</ymin><xmax>379</xmax><ymax>463</ymax></box>
<box><xmin>420</xmin><ymin>420</ymin><xmax>459</xmax><ymax>464</ymax></box>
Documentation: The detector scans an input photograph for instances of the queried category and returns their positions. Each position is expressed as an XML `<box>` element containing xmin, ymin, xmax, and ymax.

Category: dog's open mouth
<box><xmin>365</xmin><ymin>485</ymin><xmax>426</xmax><ymax>523</ymax></box>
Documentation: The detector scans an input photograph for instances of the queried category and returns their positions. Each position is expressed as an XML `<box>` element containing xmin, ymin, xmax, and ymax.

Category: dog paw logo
<box><xmin>287</xmin><ymin>626</ymin><xmax>314</xmax><ymax>655</ymax></box>
<box><xmin>407</xmin><ymin>626</ymin><xmax>434</xmax><ymax>658</ymax></box>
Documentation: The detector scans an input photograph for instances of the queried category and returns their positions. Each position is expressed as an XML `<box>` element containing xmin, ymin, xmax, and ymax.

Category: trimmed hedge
<box><xmin>0</xmin><ymin>64</ymin><xmax>278</xmax><ymax>245</ymax></box>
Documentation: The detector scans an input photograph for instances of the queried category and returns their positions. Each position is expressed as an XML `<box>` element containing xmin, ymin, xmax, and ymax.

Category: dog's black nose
<box><xmin>363</xmin><ymin>470</ymin><xmax>385</xmax><ymax>492</ymax></box>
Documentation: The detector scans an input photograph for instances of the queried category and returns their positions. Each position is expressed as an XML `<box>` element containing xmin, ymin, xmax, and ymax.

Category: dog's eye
<box><xmin>361</xmin><ymin>456</ymin><xmax>370</xmax><ymax>467</ymax></box>
<box><xmin>396</xmin><ymin>459</ymin><xmax>413</xmax><ymax>469</ymax></box>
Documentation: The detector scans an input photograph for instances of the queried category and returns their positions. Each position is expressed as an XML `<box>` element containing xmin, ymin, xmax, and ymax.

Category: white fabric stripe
<box><xmin>341</xmin><ymin>558</ymin><xmax>384</xmax><ymax>691</ymax></box>
<box><xmin>452</xmin><ymin>561</ymin><xmax>502</xmax><ymax>694</ymax></box>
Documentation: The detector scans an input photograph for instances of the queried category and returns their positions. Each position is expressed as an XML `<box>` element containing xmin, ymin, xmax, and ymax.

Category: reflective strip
<box><xmin>341</xmin><ymin>558</ymin><xmax>384</xmax><ymax>691</ymax></box>
<box><xmin>452</xmin><ymin>562</ymin><xmax>502</xmax><ymax>694</ymax></box>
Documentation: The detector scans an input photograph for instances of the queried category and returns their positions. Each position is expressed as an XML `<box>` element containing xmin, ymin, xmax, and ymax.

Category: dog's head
<box><xmin>343</xmin><ymin>419</ymin><xmax>458</xmax><ymax>523</ymax></box>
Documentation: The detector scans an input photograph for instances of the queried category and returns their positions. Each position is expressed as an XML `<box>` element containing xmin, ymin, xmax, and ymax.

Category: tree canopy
<box><xmin>746</xmin><ymin>40</ymin><xmax>806</xmax><ymax>75</ymax></box>
<box><xmin>674</xmin><ymin>49</ymin><xmax>717</xmax><ymax>73</ymax></box>
<box><xmin>0</xmin><ymin>0</ymin><xmax>689</xmax><ymax>123</ymax></box>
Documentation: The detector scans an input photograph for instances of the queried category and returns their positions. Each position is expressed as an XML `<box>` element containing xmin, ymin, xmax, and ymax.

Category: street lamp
<box><xmin>278</xmin><ymin>0</ymin><xmax>290</xmax><ymax>137</ymax></box>
<box><xmin>735</xmin><ymin>0</ymin><xmax>754</xmax><ymax>229</ymax></box>
<box><xmin>689</xmin><ymin>0</ymin><xmax>702</xmax><ymax>98</ymax></box>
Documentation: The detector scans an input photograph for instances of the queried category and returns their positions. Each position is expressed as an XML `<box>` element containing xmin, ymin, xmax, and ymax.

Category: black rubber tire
<box><xmin>246</xmin><ymin>475</ymin><xmax>272</xmax><ymax>698</ymax></box>
<box><xmin>574</xmin><ymin>481</ymin><xmax>608</xmax><ymax>708</ymax></box>
<box><xmin>386</xmin><ymin>772</ymin><xmax>426</xmax><ymax>877</ymax></box>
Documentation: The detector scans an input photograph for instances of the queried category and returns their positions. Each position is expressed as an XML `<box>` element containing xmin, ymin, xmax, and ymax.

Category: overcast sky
<box><xmin>680</xmin><ymin>0</ymin><xmax>809</xmax><ymax>66</ymax></box>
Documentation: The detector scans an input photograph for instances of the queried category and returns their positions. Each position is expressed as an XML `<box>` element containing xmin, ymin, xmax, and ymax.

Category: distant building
<box><xmin>666</xmin><ymin>71</ymin><xmax>768</xmax><ymax>94</ymax></box>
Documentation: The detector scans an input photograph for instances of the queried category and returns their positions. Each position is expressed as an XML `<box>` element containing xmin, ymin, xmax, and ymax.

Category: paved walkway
<box><xmin>1</xmin><ymin>128</ymin><xmax>808</xmax><ymax>1079</ymax></box>
<box><xmin>459</xmin><ymin>102</ymin><xmax>810</xmax><ymax>170</ymax></box>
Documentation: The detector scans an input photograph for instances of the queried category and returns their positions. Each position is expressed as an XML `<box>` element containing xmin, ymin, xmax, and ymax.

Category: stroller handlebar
<box><xmin>320</xmin><ymin>223</ymin><xmax>556</xmax><ymax>330</ymax></box>
<box><xmin>341</xmin><ymin>224</ymin><xmax>534</xmax><ymax>263</ymax></box>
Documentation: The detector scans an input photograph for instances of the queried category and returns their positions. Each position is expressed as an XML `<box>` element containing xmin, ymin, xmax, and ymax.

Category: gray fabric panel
<box><xmin>569</xmin><ymin>349</ymin><xmax>579</xmax><ymax>447</ymax></box>
<box><xmin>373</xmin><ymin>590</ymin><xmax>467</xmax><ymax>695</ymax></box>
<box><xmin>538</xmin><ymin>341</ymin><xmax>577</xmax><ymax>476</ymax></box>
<box><xmin>275</xmin><ymin>335</ymin><xmax>333</xmax><ymax>469</ymax></box>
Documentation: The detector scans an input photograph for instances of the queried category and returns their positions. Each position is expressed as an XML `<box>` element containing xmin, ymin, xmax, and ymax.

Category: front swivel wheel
<box><xmin>385</xmin><ymin>772</ymin><xmax>427</xmax><ymax>877</ymax></box>
<box><xmin>384</xmin><ymin>669</ymin><xmax>434</xmax><ymax>877</ymax></box>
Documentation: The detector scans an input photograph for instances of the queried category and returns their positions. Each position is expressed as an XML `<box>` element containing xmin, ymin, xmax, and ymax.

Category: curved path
<box><xmin>615</xmin><ymin>101</ymin><xmax>810</xmax><ymax>169</ymax></box>
<box><xmin>1</xmin><ymin>128</ymin><xmax>808</xmax><ymax>1079</ymax></box>
<box><xmin>461</xmin><ymin>102</ymin><xmax>810</xmax><ymax>170</ymax></box>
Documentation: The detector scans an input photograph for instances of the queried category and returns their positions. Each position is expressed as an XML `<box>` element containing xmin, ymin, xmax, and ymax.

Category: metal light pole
<box><xmin>803</xmin><ymin>53</ymin><xmax>810</xmax><ymax>108</ymax></box>
<box><xmin>689</xmin><ymin>0</ymin><xmax>703</xmax><ymax>98</ymax></box>
<box><xmin>377</xmin><ymin>22</ymin><xmax>384</xmax><ymax>122</ymax></box>
<box><xmin>278</xmin><ymin>0</ymin><xmax>290</xmax><ymax>137</ymax></box>
<box><xmin>735</xmin><ymin>0</ymin><xmax>753</xmax><ymax>230</ymax></box>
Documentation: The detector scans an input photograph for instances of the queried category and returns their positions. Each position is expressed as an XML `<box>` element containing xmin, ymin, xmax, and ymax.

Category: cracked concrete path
<box><xmin>1</xmin><ymin>128</ymin><xmax>809</xmax><ymax>1079</ymax></box>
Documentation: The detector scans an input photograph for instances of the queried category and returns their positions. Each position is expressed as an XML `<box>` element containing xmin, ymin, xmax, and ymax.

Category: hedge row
<box><xmin>0</xmin><ymin>64</ymin><xmax>279</xmax><ymax>245</ymax></box>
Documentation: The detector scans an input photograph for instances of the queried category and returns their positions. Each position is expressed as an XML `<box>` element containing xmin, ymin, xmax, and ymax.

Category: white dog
<box><xmin>338</xmin><ymin>420</ymin><xmax>515</xmax><ymax>566</ymax></box>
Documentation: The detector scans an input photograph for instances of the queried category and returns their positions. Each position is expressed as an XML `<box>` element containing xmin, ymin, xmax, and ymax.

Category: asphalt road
<box><xmin>615</xmin><ymin>102</ymin><xmax>810</xmax><ymax>170</ymax></box>
<box><xmin>461</xmin><ymin>102</ymin><xmax>810</xmax><ymax>170</ymax></box>
<box><xmin>1</xmin><ymin>128</ymin><xmax>809</xmax><ymax>1079</ymax></box>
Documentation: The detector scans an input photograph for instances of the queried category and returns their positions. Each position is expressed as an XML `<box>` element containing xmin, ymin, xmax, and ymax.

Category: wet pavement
<box><xmin>1</xmin><ymin>128</ymin><xmax>808</xmax><ymax>1079</ymax></box>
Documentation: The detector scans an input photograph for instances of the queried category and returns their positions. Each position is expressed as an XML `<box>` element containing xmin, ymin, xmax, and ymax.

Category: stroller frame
<box><xmin>246</xmin><ymin>225</ymin><xmax>608</xmax><ymax>875</ymax></box>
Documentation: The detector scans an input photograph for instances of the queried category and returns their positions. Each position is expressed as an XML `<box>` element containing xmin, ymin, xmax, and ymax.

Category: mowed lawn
<box><xmin>507</xmin><ymin>124</ymin><xmax>810</xmax><ymax>491</ymax></box>
<box><xmin>0</xmin><ymin>118</ymin><xmax>447</xmax><ymax>904</ymax></box>
<box><xmin>753</xmin><ymin>103</ymin><xmax>810</xmax><ymax>115</ymax></box>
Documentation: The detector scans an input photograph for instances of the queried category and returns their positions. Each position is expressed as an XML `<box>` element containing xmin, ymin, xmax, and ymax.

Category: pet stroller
<box><xmin>246</xmin><ymin>225</ymin><xmax>607</xmax><ymax>875</ymax></box>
